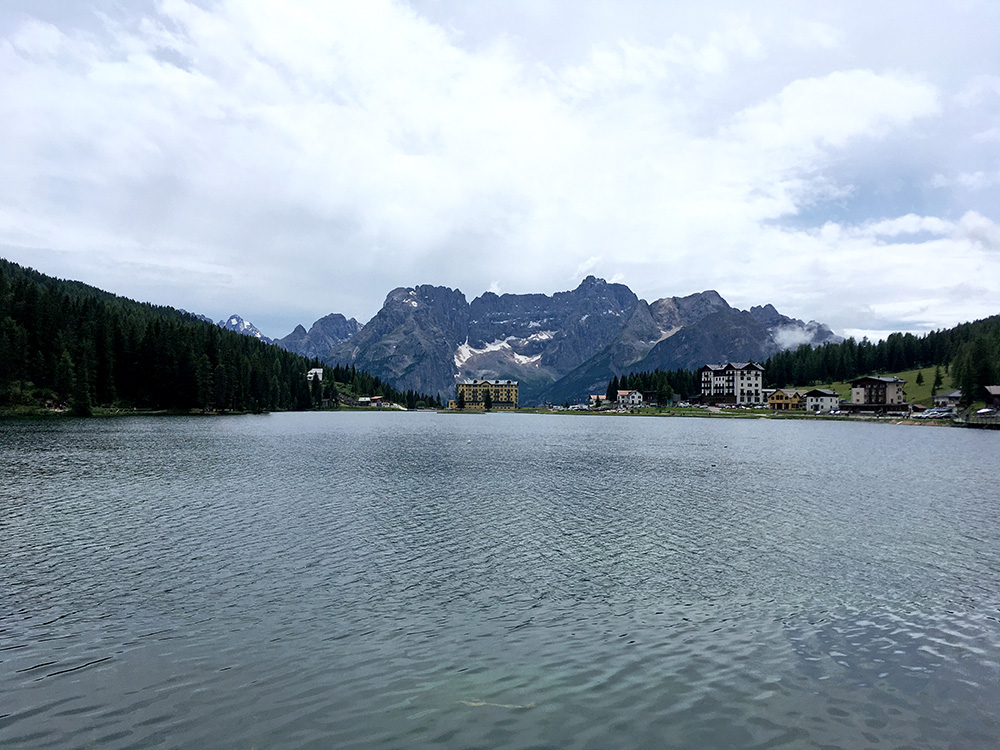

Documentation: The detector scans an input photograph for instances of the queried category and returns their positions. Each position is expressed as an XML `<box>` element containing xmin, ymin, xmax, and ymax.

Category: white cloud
<box><xmin>956</xmin><ymin>211</ymin><xmax>1000</xmax><ymax>252</ymax></box>
<box><xmin>773</xmin><ymin>325</ymin><xmax>817</xmax><ymax>350</ymax></box>
<box><xmin>0</xmin><ymin>0</ymin><xmax>997</xmax><ymax>340</ymax></box>
<box><xmin>725</xmin><ymin>70</ymin><xmax>939</xmax><ymax>154</ymax></box>
<box><xmin>931</xmin><ymin>170</ymin><xmax>1000</xmax><ymax>190</ymax></box>
<box><xmin>858</xmin><ymin>214</ymin><xmax>952</xmax><ymax>238</ymax></box>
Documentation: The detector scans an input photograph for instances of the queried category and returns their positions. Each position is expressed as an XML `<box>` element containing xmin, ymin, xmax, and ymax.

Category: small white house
<box><xmin>804</xmin><ymin>389</ymin><xmax>839</xmax><ymax>412</ymax></box>
<box><xmin>617</xmin><ymin>389</ymin><xmax>643</xmax><ymax>407</ymax></box>
<box><xmin>306</xmin><ymin>368</ymin><xmax>324</xmax><ymax>381</ymax></box>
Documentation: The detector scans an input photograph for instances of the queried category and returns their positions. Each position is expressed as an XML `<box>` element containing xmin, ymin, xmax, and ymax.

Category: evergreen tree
<box><xmin>483</xmin><ymin>387</ymin><xmax>493</xmax><ymax>411</ymax></box>
<box><xmin>196</xmin><ymin>354</ymin><xmax>214</xmax><ymax>409</ymax></box>
<box><xmin>71</xmin><ymin>359</ymin><xmax>93</xmax><ymax>416</ymax></box>
<box><xmin>55</xmin><ymin>350</ymin><xmax>76</xmax><ymax>404</ymax></box>
<box><xmin>606</xmin><ymin>375</ymin><xmax>619</xmax><ymax>402</ymax></box>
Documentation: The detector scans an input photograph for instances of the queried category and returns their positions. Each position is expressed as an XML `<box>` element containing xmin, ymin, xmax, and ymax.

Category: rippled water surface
<box><xmin>2</xmin><ymin>412</ymin><xmax>1000</xmax><ymax>749</ymax></box>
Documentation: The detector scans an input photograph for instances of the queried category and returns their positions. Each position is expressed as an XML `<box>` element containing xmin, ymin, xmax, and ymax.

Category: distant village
<box><xmin>594</xmin><ymin>361</ymin><xmax>1000</xmax><ymax>421</ymax></box>
<box><xmin>433</xmin><ymin>362</ymin><xmax>1000</xmax><ymax>423</ymax></box>
<box><xmin>321</xmin><ymin>361</ymin><xmax>1000</xmax><ymax>424</ymax></box>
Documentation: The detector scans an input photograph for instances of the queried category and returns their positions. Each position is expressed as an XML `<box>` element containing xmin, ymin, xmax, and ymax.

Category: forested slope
<box><xmin>613</xmin><ymin>317</ymin><xmax>1000</xmax><ymax>404</ymax></box>
<box><xmin>0</xmin><ymin>259</ymin><xmax>437</xmax><ymax>414</ymax></box>
<box><xmin>763</xmin><ymin>320</ymin><xmax>1000</xmax><ymax>401</ymax></box>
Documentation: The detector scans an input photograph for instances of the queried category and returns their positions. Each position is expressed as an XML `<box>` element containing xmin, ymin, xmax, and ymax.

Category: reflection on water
<box><xmin>2</xmin><ymin>413</ymin><xmax>999</xmax><ymax>748</ymax></box>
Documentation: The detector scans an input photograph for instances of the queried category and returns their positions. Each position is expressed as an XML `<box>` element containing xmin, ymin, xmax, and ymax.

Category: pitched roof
<box><xmin>701</xmin><ymin>361</ymin><xmax>764</xmax><ymax>372</ymax></box>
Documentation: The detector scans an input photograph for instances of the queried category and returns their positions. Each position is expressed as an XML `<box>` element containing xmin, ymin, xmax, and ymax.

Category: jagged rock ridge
<box><xmin>274</xmin><ymin>313</ymin><xmax>361</xmax><ymax>359</ymax></box>
<box><xmin>317</xmin><ymin>277</ymin><xmax>840</xmax><ymax>404</ymax></box>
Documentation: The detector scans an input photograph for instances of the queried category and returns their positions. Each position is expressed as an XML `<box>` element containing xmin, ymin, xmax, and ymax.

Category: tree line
<box><xmin>325</xmin><ymin>363</ymin><xmax>444</xmax><ymax>410</ymax></box>
<box><xmin>0</xmin><ymin>258</ymin><xmax>437</xmax><ymax>414</ymax></box>
<box><xmin>603</xmin><ymin>369</ymin><xmax>698</xmax><ymax>403</ymax></box>
<box><xmin>763</xmin><ymin>318</ymin><xmax>1000</xmax><ymax>401</ymax></box>
<box><xmin>608</xmin><ymin>314</ymin><xmax>1000</xmax><ymax>404</ymax></box>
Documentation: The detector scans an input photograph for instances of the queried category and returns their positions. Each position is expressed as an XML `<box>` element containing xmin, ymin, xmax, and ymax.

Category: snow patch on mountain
<box><xmin>454</xmin><ymin>337</ymin><xmax>544</xmax><ymax>368</ymax></box>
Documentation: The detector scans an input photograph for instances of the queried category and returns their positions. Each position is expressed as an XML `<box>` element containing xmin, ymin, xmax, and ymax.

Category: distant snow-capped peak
<box><xmin>218</xmin><ymin>314</ymin><xmax>271</xmax><ymax>343</ymax></box>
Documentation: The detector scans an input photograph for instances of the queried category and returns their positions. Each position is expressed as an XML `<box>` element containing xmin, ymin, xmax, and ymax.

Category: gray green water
<box><xmin>2</xmin><ymin>412</ymin><xmax>1000</xmax><ymax>749</ymax></box>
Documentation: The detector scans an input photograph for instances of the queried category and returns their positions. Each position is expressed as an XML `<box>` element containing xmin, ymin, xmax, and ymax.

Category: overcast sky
<box><xmin>2</xmin><ymin>1</ymin><xmax>998</xmax><ymax>340</ymax></box>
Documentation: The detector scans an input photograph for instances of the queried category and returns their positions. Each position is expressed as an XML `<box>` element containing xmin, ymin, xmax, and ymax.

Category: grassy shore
<box><xmin>809</xmin><ymin>365</ymin><xmax>948</xmax><ymax>407</ymax></box>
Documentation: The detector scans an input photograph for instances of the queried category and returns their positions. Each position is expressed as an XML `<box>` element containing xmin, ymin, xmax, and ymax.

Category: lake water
<box><xmin>2</xmin><ymin>412</ymin><xmax>1000</xmax><ymax>749</ymax></box>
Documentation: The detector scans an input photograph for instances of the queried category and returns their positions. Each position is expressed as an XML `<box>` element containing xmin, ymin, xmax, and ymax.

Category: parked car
<box><xmin>915</xmin><ymin>407</ymin><xmax>951</xmax><ymax>419</ymax></box>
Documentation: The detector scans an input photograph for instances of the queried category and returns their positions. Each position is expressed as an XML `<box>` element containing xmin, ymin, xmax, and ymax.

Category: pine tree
<box><xmin>606</xmin><ymin>375</ymin><xmax>619</xmax><ymax>402</ymax></box>
<box><xmin>71</xmin><ymin>359</ymin><xmax>93</xmax><ymax>416</ymax></box>
<box><xmin>55</xmin><ymin>350</ymin><xmax>76</xmax><ymax>405</ymax></box>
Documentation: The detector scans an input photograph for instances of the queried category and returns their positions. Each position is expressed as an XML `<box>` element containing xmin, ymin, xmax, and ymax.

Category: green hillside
<box><xmin>812</xmin><ymin>366</ymin><xmax>951</xmax><ymax>407</ymax></box>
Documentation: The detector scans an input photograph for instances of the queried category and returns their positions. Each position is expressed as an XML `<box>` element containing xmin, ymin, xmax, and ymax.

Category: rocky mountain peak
<box><xmin>274</xmin><ymin>312</ymin><xmax>361</xmax><ymax>360</ymax></box>
<box><xmin>218</xmin><ymin>314</ymin><xmax>271</xmax><ymax>343</ymax></box>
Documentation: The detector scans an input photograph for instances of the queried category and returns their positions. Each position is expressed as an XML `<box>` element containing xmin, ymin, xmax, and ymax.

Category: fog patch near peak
<box><xmin>773</xmin><ymin>325</ymin><xmax>816</xmax><ymax>350</ymax></box>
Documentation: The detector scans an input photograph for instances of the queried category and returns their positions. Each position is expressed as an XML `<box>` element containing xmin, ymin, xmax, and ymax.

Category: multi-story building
<box><xmin>850</xmin><ymin>376</ymin><xmax>906</xmax><ymax>405</ymax></box>
<box><xmin>453</xmin><ymin>379</ymin><xmax>519</xmax><ymax>410</ymax></box>
<box><xmin>699</xmin><ymin>362</ymin><xmax>765</xmax><ymax>405</ymax></box>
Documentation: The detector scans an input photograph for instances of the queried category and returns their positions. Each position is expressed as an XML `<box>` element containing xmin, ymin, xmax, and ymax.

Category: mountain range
<box><xmin>258</xmin><ymin>277</ymin><xmax>839</xmax><ymax>405</ymax></box>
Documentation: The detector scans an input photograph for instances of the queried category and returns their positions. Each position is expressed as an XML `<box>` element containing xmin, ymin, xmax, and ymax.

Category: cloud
<box><xmin>0</xmin><ymin>1</ymin><xmax>997</xmax><ymax>341</ymax></box>
<box><xmin>956</xmin><ymin>211</ymin><xmax>1000</xmax><ymax>252</ymax></box>
<box><xmin>773</xmin><ymin>325</ymin><xmax>818</xmax><ymax>350</ymax></box>
<box><xmin>859</xmin><ymin>214</ymin><xmax>952</xmax><ymax>238</ymax></box>
<box><xmin>931</xmin><ymin>170</ymin><xmax>1000</xmax><ymax>190</ymax></box>
<box><xmin>725</xmin><ymin>70</ymin><xmax>939</xmax><ymax>154</ymax></box>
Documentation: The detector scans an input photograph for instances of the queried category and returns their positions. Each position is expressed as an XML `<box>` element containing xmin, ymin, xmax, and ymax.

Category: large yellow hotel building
<box><xmin>450</xmin><ymin>379</ymin><xmax>519</xmax><ymax>410</ymax></box>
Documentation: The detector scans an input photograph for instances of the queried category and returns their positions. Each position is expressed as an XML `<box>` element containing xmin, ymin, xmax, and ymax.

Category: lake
<box><xmin>2</xmin><ymin>412</ymin><xmax>1000</xmax><ymax>749</ymax></box>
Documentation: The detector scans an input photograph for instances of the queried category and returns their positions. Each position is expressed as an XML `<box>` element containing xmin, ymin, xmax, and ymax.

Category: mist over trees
<box><xmin>613</xmin><ymin>316</ymin><xmax>1000</xmax><ymax>404</ymax></box>
<box><xmin>763</xmin><ymin>320</ymin><xmax>1000</xmax><ymax>397</ymax></box>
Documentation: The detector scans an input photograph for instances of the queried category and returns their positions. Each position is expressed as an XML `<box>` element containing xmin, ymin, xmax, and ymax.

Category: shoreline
<box><xmin>3</xmin><ymin>404</ymin><xmax>991</xmax><ymax>429</ymax></box>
